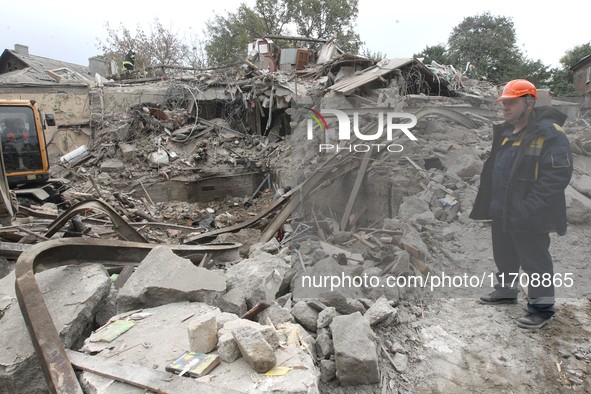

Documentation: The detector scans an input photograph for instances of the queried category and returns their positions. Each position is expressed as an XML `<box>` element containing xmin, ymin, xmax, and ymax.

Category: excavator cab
<box><xmin>0</xmin><ymin>101</ymin><xmax>51</xmax><ymax>187</ymax></box>
<box><xmin>0</xmin><ymin>100</ymin><xmax>63</xmax><ymax>206</ymax></box>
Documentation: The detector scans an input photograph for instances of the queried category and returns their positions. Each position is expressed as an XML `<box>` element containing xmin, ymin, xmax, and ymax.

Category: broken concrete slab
<box><xmin>232</xmin><ymin>325</ymin><xmax>276</xmax><ymax>373</ymax></box>
<box><xmin>315</xmin><ymin>331</ymin><xmax>334</xmax><ymax>359</ymax></box>
<box><xmin>573</xmin><ymin>175</ymin><xmax>591</xmax><ymax>197</ymax></box>
<box><xmin>320</xmin><ymin>359</ymin><xmax>336</xmax><ymax>382</ymax></box>
<box><xmin>249</xmin><ymin>238</ymin><xmax>280</xmax><ymax>257</ymax></box>
<box><xmin>214</xmin><ymin>228</ymin><xmax>262</xmax><ymax>257</ymax></box>
<box><xmin>100</xmin><ymin>158</ymin><xmax>125</xmax><ymax>173</ymax></box>
<box><xmin>566</xmin><ymin>185</ymin><xmax>591</xmax><ymax>224</ymax></box>
<box><xmin>401</xmin><ymin>226</ymin><xmax>432</xmax><ymax>261</ymax></box>
<box><xmin>79</xmin><ymin>301</ymin><xmax>318</xmax><ymax>394</ymax></box>
<box><xmin>117</xmin><ymin>246</ymin><xmax>226</xmax><ymax>313</ymax></box>
<box><xmin>257</xmin><ymin>301</ymin><xmax>295</xmax><ymax>327</ymax></box>
<box><xmin>188</xmin><ymin>312</ymin><xmax>218</xmax><ymax>353</ymax></box>
<box><xmin>119</xmin><ymin>143</ymin><xmax>136</xmax><ymax>161</ymax></box>
<box><xmin>291</xmin><ymin>301</ymin><xmax>319</xmax><ymax>332</ymax></box>
<box><xmin>316</xmin><ymin>306</ymin><xmax>339</xmax><ymax>329</ymax></box>
<box><xmin>393</xmin><ymin>352</ymin><xmax>408</xmax><ymax>372</ymax></box>
<box><xmin>398</xmin><ymin>195</ymin><xmax>431</xmax><ymax>221</ymax></box>
<box><xmin>441</xmin><ymin>147</ymin><xmax>484</xmax><ymax>178</ymax></box>
<box><xmin>217</xmin><ymin>287</ymin><xmax>248</xmax><ymax>316</ymax></box>
<box><xmin>330</xmin><ymin>312</ymin><xmax>380</xmax><ymax>385</ymax></box>
<box><xmin>0</xmin><ymin>264</ymin><xmax>110</xmax><ymax>394</ymax></box>
<box><xmin>364</xmin><ymin>297</ymin><xmax>398</xmax><ymax>326</ymax></box>
<box><xmin>224</xmin><ymin>252</ymin><xmax>290</xmax><ymax>310</ymax></box>
<box><xmin>217</xmin><ymin>318</ymin><xmax>280</xmax><ymax>363</ymax></box>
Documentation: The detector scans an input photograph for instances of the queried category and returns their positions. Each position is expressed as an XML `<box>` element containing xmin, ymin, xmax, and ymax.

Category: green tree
<box><xmin>203</xmin><ymin>0</ymin><xmax>361</xmax><ymax>66</ymax></box>
<box><xmin>414</xmin><ymin>44</ymin><xmax>447</xmax><ymax>65</ymax></box>
<box><xmin>446</xmin><ymin>12</ymin><xmax>525</xmax><ymax>84</ymax></box>
<box><xmin>291</xmin><ymin>0</ymin><xmax>362</xmax><ymax>53</ymax></box>
<box><xmin>550</xmin><ymin>42</ymin><xmax>591</xmax><ymax>97</ymax></box>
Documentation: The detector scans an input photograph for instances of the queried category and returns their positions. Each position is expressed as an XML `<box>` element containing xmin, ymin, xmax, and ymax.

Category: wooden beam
<box><xmin>340</xmin><ymin>149</ymin><xmax>372</xmax><ymax>231</ymax></box>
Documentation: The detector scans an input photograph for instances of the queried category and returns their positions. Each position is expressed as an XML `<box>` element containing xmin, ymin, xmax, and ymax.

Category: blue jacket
<box><xmin>469</xmin><ymin>106</ymin><xmax>573</xmax><ymax>235</ymax></box>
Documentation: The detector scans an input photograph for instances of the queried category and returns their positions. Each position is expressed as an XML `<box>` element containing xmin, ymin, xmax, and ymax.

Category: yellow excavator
<box><xmin>0</xmin><ymin>99</ymin><xmax>64</xmax><ymax>206</ymax></box>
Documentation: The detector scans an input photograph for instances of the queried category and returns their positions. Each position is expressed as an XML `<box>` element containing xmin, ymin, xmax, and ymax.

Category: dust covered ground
<box><xmin>320</xmin><ymin>221</ymin><xmax>591</xmax><ymax>393</ymax></box>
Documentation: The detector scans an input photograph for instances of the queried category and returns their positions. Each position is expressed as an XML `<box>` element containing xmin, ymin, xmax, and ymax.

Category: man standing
<box><xmin>470</xmin><ymin>79</ymin><xmax>573</xmax><ymax>329</ymax></box>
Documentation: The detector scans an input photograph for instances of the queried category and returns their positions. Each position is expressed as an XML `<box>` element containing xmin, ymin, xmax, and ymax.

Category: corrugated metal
<box><xmin>329</xmin><ymin>58</ymin><xmax>415</xmax><ymax>93</ymax></box>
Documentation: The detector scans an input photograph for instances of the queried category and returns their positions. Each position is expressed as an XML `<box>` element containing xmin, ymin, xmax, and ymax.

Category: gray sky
<box><xmin>2</xmin><ymin>0</ymin><xmax>588</xmax><ymax>70</ymax></box>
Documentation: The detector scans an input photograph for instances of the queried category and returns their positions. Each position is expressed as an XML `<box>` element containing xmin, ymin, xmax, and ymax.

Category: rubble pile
<box><xmin>1</xmin><ymin>44</ymin><xmax>591</xmax><ymax>393</ymax></box>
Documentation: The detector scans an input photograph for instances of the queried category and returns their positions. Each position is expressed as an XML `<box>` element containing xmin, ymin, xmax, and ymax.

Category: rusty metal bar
<box><xmin>45</xmin><ymin>199</ymin><xmax>147</xmax><ymax>242</ymax></box>
<box><xmin>14</xmin><ymin>238</ymin><xmax>241</xmax><ymax>393</ymax></box>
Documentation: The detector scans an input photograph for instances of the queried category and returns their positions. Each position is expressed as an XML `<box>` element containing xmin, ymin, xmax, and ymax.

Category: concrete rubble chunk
<box><xmin>119</xmin><ymin>143</ymin><xmax>136</xmax><ymax>161</ymax></box>
<box><xmin>0</xmin><ymin>264</ymin><xmax>110</xmax><ymax>394</ymax></box>
<box><xmin>217</xmin><ymin>287</ymin><xmax>248</xmax><ymax>316</ymax></box>
<box><xmin>232</xmin><ymin>325</ymin><xmax>277</xmax><ymax>373</ymax></box>
<box><xmin>441</xmin><ymin>147</ymin><xmax>484</xmax><ymax>178</ymax></box>
<box><xmin>187</xmin><ymin>312</ymin><xmax>218</xmax><ymax>354</ymax></box>
<box><xmin>214</xmin><ymin>228</ymin><xmax>262</xmax><ymax>257</ymax></box>
<box><xmin>217</xmin><ymin>318</ymin><xmax>280</xmax><ymax>363</ymax></box>
<box><xmin>566</xmin><ymin>185</ymin><xmax>591</xmax><ymax>224</ymax></box>
<box><xmin>393</xmin><ymin>352</ymin><xmax>408</xmax><ymax>372</ymax></box>
<box><xmin>330</xmin><ymin>312</ymin><xmax>380</xmax><ymax>385</ymax></box>
<box><xmin>100</xmin><ymin>158</ymin><xmax>125</xmax><ymax>173</ymax></box>
<box><xmin>401</xmin><ymin>226</ymin><xmax>432</xmax><ymax>261</ymax></box>
<box><xmin>364</xmin><ymin>297</ymin><xmax>398</xmax><ymax>326</ymax></box>
<box><xmin>398</xmin><ymin>196</ymin><xmax>430</xmax><ymax>221</ymax></box>
<box><xmin>573</xmin><ymin>174</ymin><xmax>591</xmax><ymax>196</ymax></box>
<box><xmin>117</xmin><ymin>246</ymin><xmax>226</xmax><ymax>313</ymax></box>
<box><xmin>320</xmin><ymin>359</ymin><xmax>337</xmax><ymax>382</ymax></box>
<box><xmin>224</xmin><ymin>252</ymin><xmax>290</xmax><ymax>310</ymax></box>
<box><xmin>315</xmin><ymin>331</ymin><xmax>334</xmax><ymax>359</ymax></box>
<box><xmin>258</xmin><ymin>301</ymin><xmax>295</xmax><ymax>326</ymax></box>
<box><xmin>317</xmin><ymin>306</ymin><xmax>339</xmax><ymax>329</ymax></box>
<box><xmin>216</xmin><ymin>312</ymin><xmax>239</xmax><ymax>330</ymax></box>
<box><xmin>291</xmin><ymin>301</ymin><xmax>319</xmax><ymax>332</ymax></box>
<box><xmin>249</xmin><ymin>238</ymin><xmax>280</xmax><ymax>257</ymax></box>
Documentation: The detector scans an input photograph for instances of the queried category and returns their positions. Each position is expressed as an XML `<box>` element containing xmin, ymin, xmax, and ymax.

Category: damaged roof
<box><xmin>0</xmin><ymin>48</ymin><xmax>92</xmax><ymax>85</ymax></box>
<box><xmin>329</xmin><ymin>58</ymin><xmax>452</xmax><ymax>96</ymax></box>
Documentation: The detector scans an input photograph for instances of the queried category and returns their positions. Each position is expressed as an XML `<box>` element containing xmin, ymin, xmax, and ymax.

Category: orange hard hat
<box><xmin>495</xmin><ymin>79</ymin><xmax>538</xmax><ymax>102</ymax></box>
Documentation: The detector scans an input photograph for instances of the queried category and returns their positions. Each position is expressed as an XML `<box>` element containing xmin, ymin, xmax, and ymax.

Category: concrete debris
<box><xmin>565</xmin><ymin>185</ymin><xmax>591</xmax><ymax>224</ymax></box>
<box><xmin>232</xmin><ymin>325</ymin><xmax>277</xmax><ymax>373</ymax></box>
<box><xmin>315</xmin><ymin>330</ymin><xmax>334</xmax><ymax>359</ymax></box>
<box><xmin>291</xmin><ymin>300</ymin><xmax>319</xmax><ymax>332</ymax></box>
<box><xmin>257</xmin><ymin>301</ymin><xmax>295</xmax><ymax>326</ymax></box>
<box><xmin>316</xmin><ymin>306</ymin><xmax>339</xmax><ymax>329</ymax></box>
<box><xmin>217</xmin><ymin>318</ymin><xmax>279</xmax><ymax>363</ymax></box>
<box><xmin>331</xmin><ymin>312</ymin><xmax>380</xmax><ymax>385</ymax></box>
<box><xmin>573</xmin><ymin>175</ymin><xmax>591</xmax><ymax>197</ymax></box>
<box><xmin>214</xmin><ymin>228</ymin><xmax>262</xmax><ymax>257</ymax></box>
<box><xmin>0</xmin><ymin>265</ymin><xmax>110</xmax><ymax>394</ymax></box>
<box><xmin>392</xmin><ymin>352</ymin><xmax>408</xmax><ymax>372</ymax></box>
<box><xmin>364</xmin><ymin>297</ymin><xmax>398</xmax><ymax>326</ymax></box>
<box><xmin>188</xmin><ymin>312</ymin><xmax>218</xmax><ymax>353</ymax></box>
<box><xmin>224</xmin><ymin>252</ymin><xmax>290</xmax><ymax>310</ymax></box>
<box><xmin>320</xmin><ymin>359</ymin><xmax>337</xmax><ymax>382</ymax></box>
<box><xmin>117</xmin><ymin>246</ymin><xmax>226</xmax><ymax>312</ymax></box>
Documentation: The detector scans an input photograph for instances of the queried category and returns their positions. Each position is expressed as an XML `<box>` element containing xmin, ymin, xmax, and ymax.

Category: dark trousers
<box><xmin>491</xmin><ymin>218</ymin><xmax>555</xmax><ymax>318</ymax></box>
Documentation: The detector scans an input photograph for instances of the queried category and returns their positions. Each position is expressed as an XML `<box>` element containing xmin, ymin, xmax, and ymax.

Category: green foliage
<box><xmin>291</xmin><ymin>0</ymin><xmax>362</xmax><ymax>53</ymax></box>
<box><xmin>414</xmin><ymin>44</ymin><xmax>447</xmax><ymax>65</ymax></box>
<box><xmin>548</xmin><ymin>42</ymin><xmax>591</xmax><ymax>97</ymax></box>
<box><xmin>560</xmin><ymin>42</ymin><xmax>591</xmax><ymax>69</ymax></box>
<box><xmin>446</xmin><ymin>12</ymin><xmax>525</xmax><ymax>84</ymax></box>
<box><xmin>203</xmin><ymin>0</ymin><xmax>361</xmax><ymax>65</ymax></box>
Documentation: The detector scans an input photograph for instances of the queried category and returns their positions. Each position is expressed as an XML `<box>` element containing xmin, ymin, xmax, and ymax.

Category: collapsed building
<box><xmin>1</xmin><ymin>40</ymin><xmax>591</xmax><ymax>394</ymax></box>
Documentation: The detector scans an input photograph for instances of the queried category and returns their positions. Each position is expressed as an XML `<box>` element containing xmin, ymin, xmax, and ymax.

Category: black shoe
<box><xmin>516</xmin><ymin>313</ymin><xmax>552</xmax><ymax>329</ymax></box>
<box><xmin>479</xmin><ymin>291</ymin><xmax>518</xmax><ymax>305</ymax></box>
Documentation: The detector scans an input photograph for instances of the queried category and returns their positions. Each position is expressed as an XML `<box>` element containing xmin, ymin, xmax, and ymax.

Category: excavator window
<box><xmin>0</xmin><ymin>106</ymin><xmax>43</xmax><ymax>174</ymax></box>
